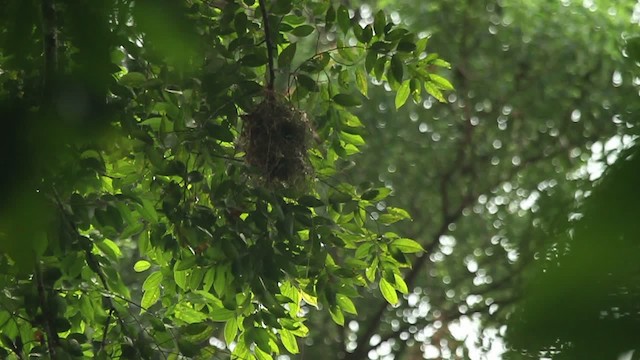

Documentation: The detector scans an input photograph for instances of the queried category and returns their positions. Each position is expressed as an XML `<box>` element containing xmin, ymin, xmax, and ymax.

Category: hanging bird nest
<box><xmin>240</xmin><ymin>95</ymin><xmax>313</xmax><ymax>187</ymax></box>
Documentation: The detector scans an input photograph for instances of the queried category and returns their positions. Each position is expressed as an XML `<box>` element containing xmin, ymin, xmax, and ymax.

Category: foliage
<box><xmin>0</xmin><ymin>0</ymin><xmax>449</xmax><ymax>359</ymax></box>
<box><xmin>505</xmin><ymin>144</ymin><xmax>640</xmax><ymax>360</ymax></box>
<box><xmin>504</xmin><ymin>35</ymin><xmax>640</xmax><ymax>360</ymax></box>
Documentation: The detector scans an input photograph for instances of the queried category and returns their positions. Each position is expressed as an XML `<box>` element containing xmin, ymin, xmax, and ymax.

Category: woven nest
<box><xmin>240</xmin><ymin>96</ymin><xmax>313</xmax><ymax>187</ymax></box>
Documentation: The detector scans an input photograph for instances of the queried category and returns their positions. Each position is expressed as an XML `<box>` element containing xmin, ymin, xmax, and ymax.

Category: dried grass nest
<box><xmin>239</xmin><ymin>96</ymin><xmax>313</xmax><ymax>187</ymax></box>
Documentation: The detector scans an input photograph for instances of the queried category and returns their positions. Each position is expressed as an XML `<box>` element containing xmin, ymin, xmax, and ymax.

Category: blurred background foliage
<box><xmin>299</xmin><ymin>0</ymin><xmax>640</xmax><ymax>359</ymax></box>
<box><xmin>1</xmin><ymin>0</ymin><xmax>640</xmax><ymax>359</ymax></box>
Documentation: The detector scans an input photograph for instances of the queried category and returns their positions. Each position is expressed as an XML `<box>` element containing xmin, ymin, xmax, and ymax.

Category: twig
<box><xmin>34</xmin><ymin>262</ymin><xmax>58</xmax><ymax>358</ymax></box>
<box><xmin>257</xmin><ymin>0</ymin><xmax>276</xmax><ymax>92</ymax></box>
<box><xmin>100</xmin><ymin>307</ymin><xmax>114</xmax><ymax>350</ymax></box>
<box><xmin>288</xmin><ymin>45</ymin><xmax>367</xmax><ymax>91</ymax></box>
<box><xmin>40</xmin><ymin>0</ymin><xmax>58</xmax><ymax>103</ymax></box>
<box><xmin>49</xmin><ymin>187</ymin><xmax>151</xmax><ymax>359</ymax></box>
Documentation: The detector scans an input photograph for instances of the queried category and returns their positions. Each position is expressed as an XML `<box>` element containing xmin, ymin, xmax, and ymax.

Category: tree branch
<box><xmin>34</xmin><ymin>262</ymin><xmax>59</xmax><ymax>358</ymax></box>
<box><xmin>257</xmin><ymin>0</ymin><xmax>276</xmax><ymax>92</ymax></box>
<box><xmin>41</xmin><ymin>0</ymin><xmax>58</xmax><ymax>103</ymax></box>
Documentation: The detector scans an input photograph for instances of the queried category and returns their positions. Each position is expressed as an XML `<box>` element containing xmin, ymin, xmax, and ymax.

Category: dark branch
<box><xmin>258</xmin><ymin>0</ymin><xmax>276</xmax><ymax>92</ymax></box>
<box><xmin>100</xmin><ymin>308</ymin><xmax>114</xmax><ymax>350</ymax></box>
<box><xmin>34</xmin><ymin>262</ymin><xmax>59</xmax><ymax>358</ymax></box>
<box><xmin>41</xmin><ymin>0</ymin><xmax>58</xmax><ymax>103</ymax></box>
<box><xmin>50</xmin><ymin>188</ymin><xmax>151</xmax><ymax>359</ymax></box>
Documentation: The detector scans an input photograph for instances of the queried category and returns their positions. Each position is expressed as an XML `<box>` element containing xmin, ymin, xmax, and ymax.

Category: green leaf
<box><xmin>134</xmin><ymin>260</ymin><xmax>151</xmax><ymax>272</ymax></box>
<box><xmin>333</xmin><ymin>93</ymin><xmax>362</xmax><ymax>107</ymax></box>
<box><xmin>370</xmin><ymin>41</ymin><xmax>393</xmax><ymax>54</ymax></box>
<box><xmin>378</xmin><ymin>213</ymin><xmax>406</xmax><ymax>225</ymax></box>
<box><xmin>175</xmin><ymin>269</ymin><xmax>188</xmax><ymax>290</ymax></box>
<box><xmin>248</xmin><ymin>327</ymin><xmax>272</xmax><ymax>354</ymax></box>
<box><xmin>355</xmin><ymin>67</ymin><xmax>368</xmax><ymax>97</ymax></box>
<box><xmin>397</xmin><ymin>41</ymin><xmax>417</xmax><ymax>52</ymax></box>
<box><xmin>190</xmin><ymin>267</ymin><xmax>204</xmax><ymax>290</ymax></box>
<box><xmin>329</xmin><ymin>305</ymin><xmax>345</xmax><ymax>325</ymax></box>
<box><xmin>291</xmin><ymin>25</ymin><xmax>314</xmax><ymax>37</ymax></box>
<box><xmin>390</xmin><ymin>54</ymin><xmax>404</xmax><ymax>83</ymax></box>
<box><xmin>240</xmin><ymin>54</ymin><xmax>269</xmax><ymax>67</ymax></box>
<box><xmin>365</xmin><ymin>50</ymin><xmax>377</xmax><ymax>74</ymax></box>
<box><xmin>379</xmin><ymin>278</ymin><xmax>398</xmax><ymax>305</ymax></box>
<box><xmin>394</xmin><ymin>273</ymin><xmax>409</xmax><ymax>294</ymax></box>
<box><xmin>175</xmin><ymin>257</ymin><xmax>197</xmax><ymax>271</ymax></box>
<box><xmin>96</xmin><ymin>239</ymin><xmax>122</xmax><ymax>260</ymax></box>
<box><xmin>390</xmin><ymin>238</ymin><xmax>424</xmax><ymax>253</ymax></box>
<box><xmin>337</xmin><ymin>5</ymin><xmax>350</xmax><ymax>34</ymax></box>
<box><xmin>364</xmin><ymin>187</ymin><xmax>392</xmax><ymax>201</ymax></box>
<box><xmin>374</xmin><ymin>56</ymin><xmax>386</xmax><ymax>81</ymax></box>
<box><xmin>137</xmin><ymin>199</ymin><xmax>158</xmax><ymax>223</ymax></box>
<box><xmin>298</xmin><ymin>196</ymin><xmax>324</xmax><ymax>207</ymax></box>
<box><xmin>279</xmin><ymin>328</ymin><xmax>299</xmax><ymax>354</ymax></box>
<box><xmin>388</xmin><ymin>207</ymin><xmax>411</xmax><ymax>220</ymax></box>
<box><xmin>336</xmin><ymin>294</ymin><xmax>357</xmax><ymax>315</ymax></box>
<box><xmin>362</xmin><ymin>24</ymin><xmax>373</xmax><ymax>43</ymax></box>
<box><xmin>352</xmin><ymin>22</ymin><xmax>365</xmax><ymax>43</ymax></box>
<box><xmin>210</xmin><ymin>307</ymin><xmax>235</xmax><ymax>322</ymax></box>
<box><xmin>119</xmin><ymin>72</ymin><xmax>147</xmax><ymax>87</ymax></box>
<box><xmin>205</xmin><ymin>123</ymin><xmax>235</xmax><ymax>142</ymax></box>
<box><xmin>385</xmin><ymin>28</ymin><xmax>408</xmax><ymax>42</ymax></box>
<box><xmin>355</xmin><ymin>242</ymin><xmax>374</xmax><ymax>259</ymax></box>
<box><xmin>415</xmin><ymin>36</ymin><xmax>430</xmax><ymax>53</ymax></box>
<box><xmin>213</xmin><ymin>265</ymin><xmax>227</xmax><ymax>296</ymax></box>
<box><xmin>361</xmin><ymin>189</ymin><xmax>379</xmax><ymax>200</ymax></box>
<box><xmin>429</xmin><ymin>73</ymin><xmax>454</xmax><ymax>90</ymax></box>
<box><xmin>203</xmin><ymin>268</ymin><xmax>215</xmax><ymax>292</ymax></box>
<box><xmin>343</xmin><ymin>113</ymin><xmax>364</xmax><ymax>127</ymax></box>
<box><xmin>425</xmin><ymin>81</ymin><xmax>446</xmax><ymax>102</ymax></box>
<box><xmin>297</xmin><ymin>74</ymin><xmax>319</xmax><ymax>92</ymax></box>
<box><xmin>278</xmin><ymin>43</ymin><xmax>297</xmax><ymax>68</ymax></box>
<box><xmin>325</xmin><ymin>5</ymin><xmax>336</xmax><ymax>26</ymax></box>
<box><xmin>232</xmin><ymin>335</ymin><xmax>252</xmax><ymax>359</ymax></box>
<box><xmin>224</xmin><ymin>317</ymin><xmax>238</xmax><ymax>345</ymax></box>
<box><xmin>178</xmin><ymin>338</ymin><xmax>200</xmax><ymax>357</ymax></box>
<box><xmin>255</xmin><ymin>347</ymin><xmax>274</xmax><ymax>360</ymax></box>
<box><xmin>328</xmin><ymin>191</ymin><xmax>352</xmax><ymax>204</ymax></box>
<box><xmin>395</xmin><ymin>80</ymin><xmax>411</xmax><ymax>109</ymax></box>
<box><xmin>374</xmin><ymin>10</ymin><xmax>386</xmax><ymax>36</ymax></box>
<box><xmin>430</xmin><ymin>58</ymin><xmax>451</xmax><ymax>68</ymax></box>
<box><xmin>174</xmin><ymin>302</ymin><xmax>209</xmax><ymax>324</ymax></box>
<box><xmin>187</xmin><ymin>171</ymin><xmax>203</xmax><ymax>183</ymax></box>
<box><xmin>141</xmin><ymin>287</ymin><xmax>160</xmax><ymax>311</ymax></box>
<box><xmin>300</xmin><ymin>290</ymin><xmax>318</xmax><ymax>308</ymax></box>
<box><xmin>271</xmin><ymin>0</ymin><xmax>293</xmax><ymax>15</ymax></box>
<box><xmin>143</xmin><ymin>271</ymin><xmax>163</xmax><ymax>291</ymax></box>
<box><xmin>340</xmin><ymin>132</ymin><xmax>365</xmax><ymax>146</ymax></box>
<box><xmin>140</xmin><ymin>116</ymin><xmax>162</xmax><ymax>131</ymax></box>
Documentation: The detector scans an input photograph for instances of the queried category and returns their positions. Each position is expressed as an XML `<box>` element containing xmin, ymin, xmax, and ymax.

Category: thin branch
<box><xmin>100</xmin><ymin>307</ymin><xmax>114</xmax><ymax>350</ymax></box>
<box><xmin>34</xmin><ymin>262</ymin><xmax>58</xmax><ymax>358</ymax></box>
<box><xmin>49</xmin><ymin>188</ymin><xmax>154</xmax><ymax>359</ymax></box>
<box><xmin>258</xmin><ymin>0</ymin><xmax>276</xmax><ymax>92</ymax></box>
<box><xmin>41</xmin><ymin>0</ymin><xmax>58</xmax><ymax>103</ymax></box>
<box><xmin>288</xmin><ymin>45</ymin><xmax>367</xmax><ymax>92</ymax></box>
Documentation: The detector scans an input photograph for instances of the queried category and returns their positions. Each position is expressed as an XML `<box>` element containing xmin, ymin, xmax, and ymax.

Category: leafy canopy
<box><xmin>0</xmin><ymin>0</ymin><xmax>449</xmax><ymax>359</ymax></box>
